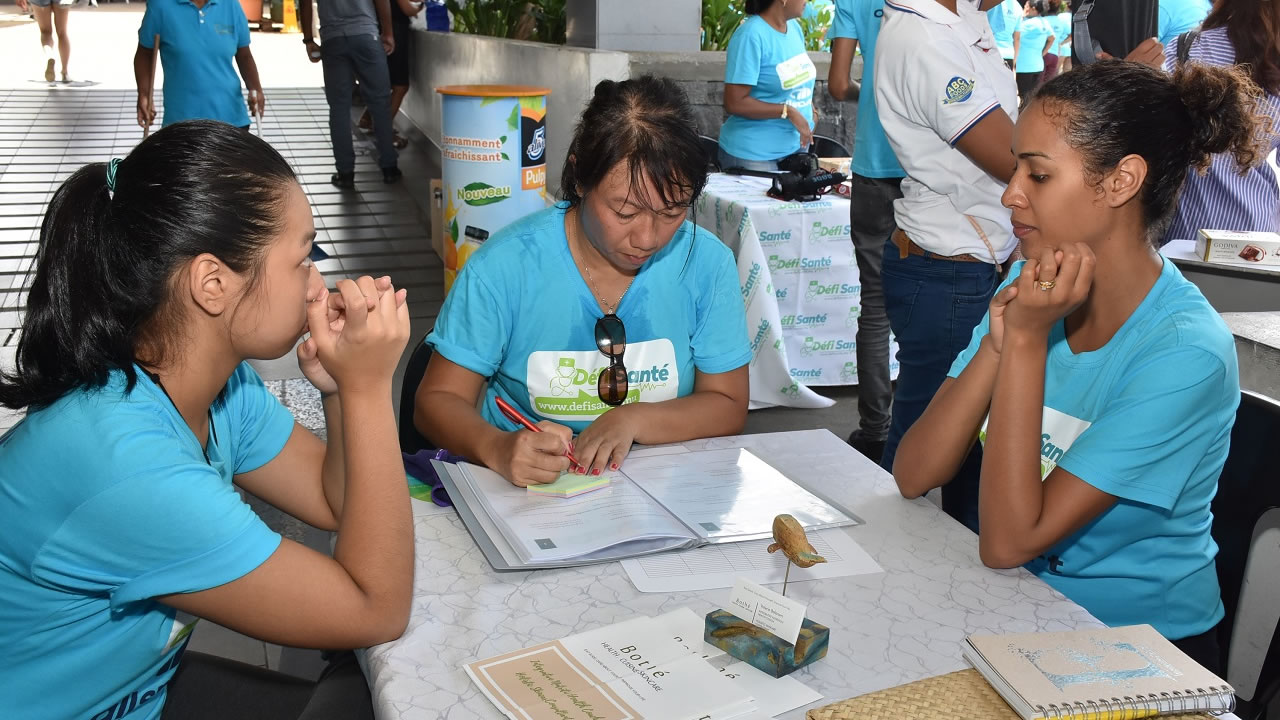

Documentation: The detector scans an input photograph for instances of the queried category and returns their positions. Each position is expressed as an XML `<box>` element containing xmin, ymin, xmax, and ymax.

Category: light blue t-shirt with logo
<box><xmin>1014</xmin><ymin>16</ymin><xmax>1054</xmax><ymax>73</ymax></box>
<box><xmin>0</xmin><ymin>363</ymin><xmax>292</xmax><ymax>719</ymax></box>
<box><xmin>831</xmin><ymin>0</ymin><xmax>905</xmax><ymax>179</ymax></box>
<box><xmin>720</xmin><ymin>15</ymin><xmax>817</xmax><ymax>162</ymax></box>
<box><xmin>948</xmin><ymin>259</ymin><xmax>1237</xmax><ymax>641</ymax></box>
<box><xmin>139</xmin><ymin>0</ymin><xmax>252</xmax><ymax>128</ymax></box>
<box><xmin>988</xmin><ymin>0</ymin><xmax>1022</xmax><ymax>60</ymax></box>
<box><xmin>427</xmin><ymin>204</ymin><xmax>752</xmax><ymax>434</ymax></box>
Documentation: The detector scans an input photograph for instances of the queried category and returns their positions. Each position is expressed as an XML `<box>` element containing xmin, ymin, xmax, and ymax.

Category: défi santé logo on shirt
<box><xmin>805</xmin><ymin>280</ymin><xmax>859</xmax><ymax>301</ymax></box>
<box><xmin>768</xmin><ymin>254</ymin><xmax>833</xmax><ymax>273</ymax></box>
<box><xmin>943</xmin><ymin>76</ymin><xmax>975</xmax><ymax>105</ymax></box>
<box><xmin>456</xmin><ymin>182</ymin><xmax>512</xmax><ymax>206</ymax></box>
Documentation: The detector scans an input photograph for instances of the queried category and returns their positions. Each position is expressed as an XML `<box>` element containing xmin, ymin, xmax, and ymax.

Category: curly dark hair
<box><xmin>1033</xmin><ymin>61</ymin><xmax>1272</xmax><ymax>244</ymax></box>
<box><xmin>1202</xmin><ymin>0</ymin><xmax>1280</xmax><ymax>95</ymax></box>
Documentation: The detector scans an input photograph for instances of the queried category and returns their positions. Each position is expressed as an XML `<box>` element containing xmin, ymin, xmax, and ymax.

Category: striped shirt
<box><xmin>1161</xmin><ymin>27</ymin><xmax>1280</xmax><ymax>245</ymax></box>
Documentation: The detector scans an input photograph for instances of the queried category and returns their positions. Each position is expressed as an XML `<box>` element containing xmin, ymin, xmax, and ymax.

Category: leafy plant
<box><xmin>531</xmin><ymin>0</ymin><xmax>567</xmax><ymax>44</ymax></box>
<box><xmin>702</xmin><ymin>0</ymin><xmax>745</xmax><ymax>51</ymax></box>
<box><xmin>445</xmin><ymin>0</ymin><xmax>566</xmax><ymax>43</ymax></box>
<box><xmin>798</xmin><ymin>3</ymin><xmax>835</xmax><ymax>51</ymax></box>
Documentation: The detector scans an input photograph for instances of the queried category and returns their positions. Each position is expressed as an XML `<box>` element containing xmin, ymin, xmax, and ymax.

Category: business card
<box><xmin>727</xmin><ymin>578</ymin><xmax>806</xmax><ymax>645</ymax></box>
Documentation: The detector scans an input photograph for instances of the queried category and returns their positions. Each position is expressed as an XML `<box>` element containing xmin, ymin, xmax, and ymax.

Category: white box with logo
<box><xmin>1195</xmin><ymin>228</ymin><xmax>1280</xmax><ymax>267</ymax></box>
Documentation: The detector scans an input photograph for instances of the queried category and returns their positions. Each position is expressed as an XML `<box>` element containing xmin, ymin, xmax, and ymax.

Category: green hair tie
<box><xmin>106</xmin><ymin>157</ymin><xmax>122</xmax><ymax>198</ymax></box>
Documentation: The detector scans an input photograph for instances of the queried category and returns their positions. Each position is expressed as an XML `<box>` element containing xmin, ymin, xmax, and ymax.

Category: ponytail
<box><xmin>0</xmin><ymin>120</ymin><xmax>297</xmax><ymax>410</ymax></box>
<box><xmin>1034</xmin><ymin>61</ymin><xmax>1272</xmax><ymax>245</ymax></box>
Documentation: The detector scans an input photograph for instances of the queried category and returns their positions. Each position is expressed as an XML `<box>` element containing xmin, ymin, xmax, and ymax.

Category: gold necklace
<box><xmin>570</xmin><ymin>209</ymin><xmax>635</xmax><ymax>315</ymax></box>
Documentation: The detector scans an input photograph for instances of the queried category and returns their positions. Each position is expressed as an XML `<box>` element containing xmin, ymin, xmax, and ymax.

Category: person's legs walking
<box><xmin>348</xmin><ymin>34</ymin><xmax>399</xmax><ymax>179</ymax></box>
<box><xmin>846</xmin><ymin>174</ymin><xmax>903</xmax><ymax>464</ymax></box>
<box><xmin>320</xmin><ymin>36</ymin><xmax>358</xmax><ymax>186</ymax></box>
<box><xmin>31</xmin><ymin>5</ymin><xmax>55</xmax><ymax>83</ymax></box>
<box><xmin>52</xmin><ymin>5</ymin><xmax>70</xmax><ymax>81</ymax></box>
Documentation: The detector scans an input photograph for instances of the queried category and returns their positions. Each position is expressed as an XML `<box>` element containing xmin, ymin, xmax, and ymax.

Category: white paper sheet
<box><xmin>621</xmin><ymin>529</ymin><xmax>883</xmax><ymax>593</ymax></box>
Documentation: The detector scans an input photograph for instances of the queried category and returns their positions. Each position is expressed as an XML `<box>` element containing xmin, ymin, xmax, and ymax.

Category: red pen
<box><xmin>495</xmin><ymin>396</ymin><xmax>579</xmax><ymax>466</ymax></box>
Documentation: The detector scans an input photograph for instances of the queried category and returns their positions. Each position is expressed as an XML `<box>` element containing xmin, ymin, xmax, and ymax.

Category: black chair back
<box><xmin>810</xmin><ymin>134</ymin><xmax>851</xmax><ymax>158</ymax></box>
<box><xmin>699</xmin><ymin>135</ymin><xmax>722</xmax><ymax>172</ymax></box>
<box><xmin>398</xmin><ymin>337</ymin><xmax>436</xmax><ymax>455</ymax></box>
<box><xmin>1211</xmin><ymin>390</ymin><xmax>1280</xmax><ymax>717</ymax></box>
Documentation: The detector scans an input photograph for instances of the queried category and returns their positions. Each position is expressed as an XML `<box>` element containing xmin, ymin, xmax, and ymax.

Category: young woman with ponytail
<box><xmin>893</xmin><ymin>61</ymin><xmax>1270</xmax><ymax>670</ymax></box>
<box><xmin>0</xmin><ymin>120</ymin><xmax>412</xmax><ymax>720</ymax></box>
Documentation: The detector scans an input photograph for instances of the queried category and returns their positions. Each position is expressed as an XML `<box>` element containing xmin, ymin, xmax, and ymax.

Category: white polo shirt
<box><xmin>874</xmin><ymin>0</ymin><xmax>1018</xmax><ymax>261</ymax></box>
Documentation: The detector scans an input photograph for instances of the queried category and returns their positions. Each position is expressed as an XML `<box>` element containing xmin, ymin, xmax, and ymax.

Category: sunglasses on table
<box><xmin>594</xmin><ymin>314</ymin><xmax>628</xmax><ymax>407</ymax></box>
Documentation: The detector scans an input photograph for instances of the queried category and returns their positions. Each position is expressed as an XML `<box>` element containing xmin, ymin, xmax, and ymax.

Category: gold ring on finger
<box><xmin>1037</xmin><ymin>280</ymin><xmax>1056</xmax><ymax>291</ymax></box>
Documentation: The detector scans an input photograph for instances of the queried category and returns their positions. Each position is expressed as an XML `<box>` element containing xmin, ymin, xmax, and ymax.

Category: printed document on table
<box><xmin>621</xmin><ymin>528</ymin><xmax>883</xmax><ymax>593</ymax></box>
<box><xmin>457</xmin><ymin>462</ymin><xmax>695</xmax><ymax>564</ymax></box>
<box><xmin>622</xmin><ymin>448</ymin><xmax>860</xmax><ymax>543</ymax></box>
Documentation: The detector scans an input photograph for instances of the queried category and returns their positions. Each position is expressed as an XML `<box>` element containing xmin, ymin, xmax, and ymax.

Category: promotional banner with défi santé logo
<box><xmin>695</xmin><ymin>174</ymin><xmax>900</xmax><ymax>408</ymax></box>
<box><xmin>526</xmin><ymin>341</ymin><xmax>679</xmax><ymax>422</ymax></box>
<box><xmin>438</xmin><ymin>86</ymin><xmax>551</xmax><ymax>293</ymax></box>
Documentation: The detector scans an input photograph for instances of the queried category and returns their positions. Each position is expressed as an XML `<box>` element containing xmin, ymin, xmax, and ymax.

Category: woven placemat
<box><xmin>806</xmin><ymin>668</ymin><xmax>1217</xmax><ymax>720</ymax></box>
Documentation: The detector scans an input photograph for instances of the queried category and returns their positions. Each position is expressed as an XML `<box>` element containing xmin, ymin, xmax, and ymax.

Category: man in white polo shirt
<box><xmin>875</xmin><ymin>0</ymin><xmax>1018</xmax><ymax>531</ymax></box>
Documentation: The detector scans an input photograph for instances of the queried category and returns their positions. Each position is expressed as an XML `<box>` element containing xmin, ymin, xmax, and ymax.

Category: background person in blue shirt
<box><xmin>0</xmin><ymin>121</ymin><xmax>413</xmax><ymax>719</ymax></box>
<box><xmin>827</xmin><ymin>0</ymin><xmax>905</xmax><ymax>465</ymax></box>
<box><xmin>988</xmin><ymin>0</ymin><xmax>1023</xmax><ymax>68</ymax></box>
<box><xmin>418</xmin><ymin>76</ymin><xmax>751</xmax><ymax>488</ymax></box>
<box><xmin>719</xmin><ymin>0</ymin><xmax>818</xmax><ymax>171</ymax></box>
<box><xmin>893</xmin><ymin>61</ymin><xmax>1269</xmax><ymax>670</ymax></box>
<box><xmin>1159</xmin><ymin>0</ymin><xmax>1211</xmax><ymax>45</ymax></box>
<box><xmin>1049</xmin><ymin>1</ymin><xmax>1072</xmax><ymax>76</ymax></box>
<box><xmin>133</xmin><ymin>0</ymin><xmax>265</xmax><ymax>130</ymax></box>
<box><xmin>1012</xmin><ymin>0</ymin><xmax>1055</xmax><ymax>104</ymax></box>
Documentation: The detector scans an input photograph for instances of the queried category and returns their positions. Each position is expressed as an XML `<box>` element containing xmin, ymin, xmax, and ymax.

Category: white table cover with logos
<box><xmin>697</xmin><ymin>173</ymin><xmax>898</xmax><ymax>409</ymax></box>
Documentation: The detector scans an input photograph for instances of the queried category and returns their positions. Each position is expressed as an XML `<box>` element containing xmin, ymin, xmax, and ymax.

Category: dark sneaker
<box><xmin>330</xmin><ymin>172</ymin><xmax>355</xmax><ymax>189</ymax></box>
<box><xmin>382</xmin><ymin>166</ymin><xmax>402</xmax><ymax>184</ymax></box>
<box><xmin>847</xmin><ymin>430</ymin><xmax>886</xmax><ymax>465</ymax></box>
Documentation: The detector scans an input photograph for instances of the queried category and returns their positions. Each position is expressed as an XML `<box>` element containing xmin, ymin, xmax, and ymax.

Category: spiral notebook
<box><xmin>963</xmin><ymin>624</ymin><xmax>1235</xmax><ymax>720</ymax></box>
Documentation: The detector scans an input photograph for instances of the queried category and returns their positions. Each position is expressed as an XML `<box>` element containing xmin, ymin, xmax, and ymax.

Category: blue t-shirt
<box><xmin>948</xmin><ymin>259</ymin><xmax>1237</xmax><ymax>640</ymax></box>
<box><xmin>987</xmin><ymin>0</ymin><xmax>1022</xmax><ymax>60</ymax></box>
<box><xmin>1049</xmin><ymin>12</ymin><xmax>1072</xmax><ymax>57</ymax></box>
<box><xmin>1014</xmin><ymin>16</ymin><xmax>1054</xmax><ymax>73</ymax></box>
<box><xmin>139</xmin><ymin>0</ymin><xmax>252</xmax><ymax>128</ymax></box>
<box><xmin>831</xmin><ymin>0</ymin><xmax>905</xmax><ymax>179</ymax></box>
<box><xmin>720</xmin><ymin>16</ymin><xmax>817</xmax><ymax>162</ymax></box>
<box><xmin>427</xmin><ymin>204</ymin><xmax>752</xmax><ymax>434</ymax></box>
<box><xmin>1158</xmin><ymin>0</ymin><xmax>1211</xmax><ymax>45</ymax></box>
<box><xmin>0</xmin><ymin>363</ymin><xmax>292</xmax><ymax>720</ymax></box>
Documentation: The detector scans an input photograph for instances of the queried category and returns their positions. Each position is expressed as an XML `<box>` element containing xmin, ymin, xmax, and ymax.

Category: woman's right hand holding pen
<box><xmin>491</xmin><ymin>422</ymin><xmax>574</xmax><ymax>488</ymax></box>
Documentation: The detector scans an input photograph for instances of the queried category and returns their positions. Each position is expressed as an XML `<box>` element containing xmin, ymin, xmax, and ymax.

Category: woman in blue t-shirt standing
<box><xmin>417</xmin><ymin>76</ymin><xmax>751</xmax><ymax>488</ymax></box>
<box><xmin>1012</xmin><ymin>0</ymin><xmax>1055</xmax><ymax>105</ymax></box>
<box><xmin>718</xmin><ymin>0</ymin><xmax>818</xmax><ymax>171</ymax></box>
<box><xmin>0</xmin><ymin>121</ymin><xmax>413</xmax><ymax>719</ymax></box>
<box><xmin>893</xmin><ymin>61</ymin><xmax>1268</xmax><ymax>670</ymax></box>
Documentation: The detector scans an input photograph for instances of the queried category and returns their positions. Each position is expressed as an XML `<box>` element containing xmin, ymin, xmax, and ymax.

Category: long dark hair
<box><xmin>1034</xmin><ymin>61</ymin><xmax>1271</xmax><ymax>244</ymax></box>
<box><xmin>560</xmin><ymin>75</ymin><xmax>709</xmax><ymax>213</ymax></box>
<box><xmin>744</xmin><ymin>0</ymin><xmax>779</xmax><ymax>13</ymax></box>
<box><xmin>1202</xmin><ymin>0</ymin><xmax>1280</xmax><ymax>95</ymax></box>
<box><xmin>0</xmin><ymin>120</ymin><xmax>297</xmax><ymax>410</ymax></box>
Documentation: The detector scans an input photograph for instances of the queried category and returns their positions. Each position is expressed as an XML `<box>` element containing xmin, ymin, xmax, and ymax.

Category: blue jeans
<box><xmin>717</xmin><ymin>147</ymin><xmax>781</xmax><ymax>173</ymax></box>
<box><xmin>320</xmin><ymin>33</ymin><xmax>398</xmax><ymax>172</ymax></box>
<box><xmin>880</xmin><ymin>241</ymin><xmax>997</xmax><ymax>532</ymax></box>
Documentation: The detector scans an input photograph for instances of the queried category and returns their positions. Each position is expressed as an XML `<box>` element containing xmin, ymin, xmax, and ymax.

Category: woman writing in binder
<box><xmin>415</xmin><ymin>76</ymin><xmax>752</xmax><ymax>488</ymax></box>
<box><xmin>892</xmin><ymin>61</ymin><xmax>1269</xmax><ymax>670</ymax></box>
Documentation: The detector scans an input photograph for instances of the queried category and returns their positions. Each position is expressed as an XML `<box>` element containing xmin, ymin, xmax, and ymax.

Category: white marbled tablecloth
<box><xmin>359</xmin><ymin>429</ymin><xmax>1109</xmax><ymax>719</ymax></box>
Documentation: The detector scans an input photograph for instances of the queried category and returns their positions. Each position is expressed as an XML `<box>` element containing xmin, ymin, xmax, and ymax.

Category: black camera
<box><xmin>723</xmin><ymin>151</ymin><xmax>847</xmax><ymax>203</ymax></box>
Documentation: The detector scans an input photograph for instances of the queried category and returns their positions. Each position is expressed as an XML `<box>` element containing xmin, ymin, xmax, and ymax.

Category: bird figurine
<box><xmin>767</xmin><ymin>514</ymin><xmax>827</xmax><ymax>568</ymax></box>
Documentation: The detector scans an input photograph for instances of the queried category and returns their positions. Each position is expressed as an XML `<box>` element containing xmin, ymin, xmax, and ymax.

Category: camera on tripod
<box><xmin>723</xmin><ymin>151</ymin><xmax>848</xmax><ymax>202</ymax></box>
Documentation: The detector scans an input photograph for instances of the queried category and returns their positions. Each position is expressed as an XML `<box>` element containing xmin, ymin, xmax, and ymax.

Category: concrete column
<box><xmin>566</xmin><ymin>0</ymin><xmax>701</xmax><ymax>52</ymax></box>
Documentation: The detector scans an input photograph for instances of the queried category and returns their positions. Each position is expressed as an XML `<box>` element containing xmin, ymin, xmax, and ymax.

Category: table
<box><xmin>696</xmin><ymin>174</ymin><xmax>899</xmax><ymax>410</ymax></box>
<box><xmin>360</xmin><ymin>429</ymin><xmax>1108</xmax><ymax>719</ymax></box>
<box><xmin>1162</xmin><ymin>239</ymin><xmax>1280</xmax><ymax>313</ymax></box>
